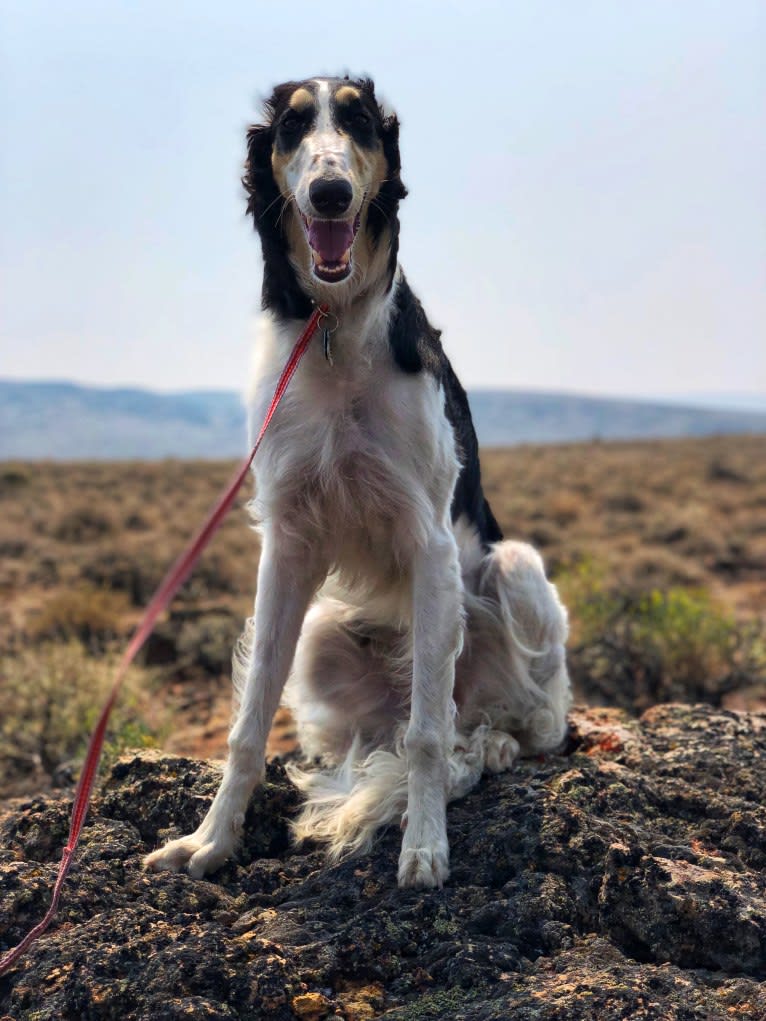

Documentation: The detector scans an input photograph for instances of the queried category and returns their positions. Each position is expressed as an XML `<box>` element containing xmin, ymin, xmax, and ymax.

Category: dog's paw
<box><xmin>484</xmin><ymin>731</ymin><xmax>520</xmax><ymax>774</ymax></box>
<box><xmin>397</xmin><ymin>845</ymin><xmax>449</xmax><ymax>889</ymax></box>
<box><xmin>144</xmin><ymin>828</ymin><xmax>236</xmax><ymax>879</ymax></box>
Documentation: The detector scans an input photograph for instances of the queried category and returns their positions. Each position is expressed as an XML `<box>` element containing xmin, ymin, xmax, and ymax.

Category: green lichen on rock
<box><xmin>2</xmin><ymin>704</ymin><xmax>766</xmax><ymax>1019</ymax></box>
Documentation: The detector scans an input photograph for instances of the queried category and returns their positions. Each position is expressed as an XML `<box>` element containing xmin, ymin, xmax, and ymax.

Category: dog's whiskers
<box><xmin>275</xmin><ymin>195</ymin><xmax>292</xmax><ymax>229</ymax></box>
<box><xmin>259</xmin><ymin>190</ymin><xmax>291</xmax><ymax>221</ymax></box>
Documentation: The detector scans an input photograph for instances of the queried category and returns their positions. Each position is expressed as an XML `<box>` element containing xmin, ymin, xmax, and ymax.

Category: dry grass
<box><xmin>0</xmin><ymin>641</ymin><xmax>165</xmax><ymax>799</ymax></box>
<box><xmin>1</xmin><ymin>435</ymin><xmax>765</xmax><ymax>800</ymax></box>
<box><xmin>481</xmin><ymin>435</ymin><xmax>766</xmax><ymax>617</ymax></box>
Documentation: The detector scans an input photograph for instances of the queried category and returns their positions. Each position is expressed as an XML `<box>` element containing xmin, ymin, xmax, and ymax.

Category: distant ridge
<box><xmin>2</xmin><ymin>379</ymin><xmax>765</xmax><ymax>459</ymax></box>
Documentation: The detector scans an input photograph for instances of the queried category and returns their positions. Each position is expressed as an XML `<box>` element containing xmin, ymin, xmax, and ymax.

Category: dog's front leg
<box><xmin>398</xmin><ymin>527</ymin><xmax>462</xmax><ymax>889</ymax></box>
<box><xmin>145</xmin><ymin>532</ymin><xmax>323</xmax><ymax>878</ymax></box>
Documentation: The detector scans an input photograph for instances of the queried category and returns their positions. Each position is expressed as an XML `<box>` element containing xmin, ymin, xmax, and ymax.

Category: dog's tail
<box><xmin>285</xmin><ymin>725</ymin><xmax>497</xmax><ymax>862</ymax></box>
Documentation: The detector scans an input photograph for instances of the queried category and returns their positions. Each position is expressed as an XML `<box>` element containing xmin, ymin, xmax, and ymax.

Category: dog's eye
<box><xmin>281</xmin><ymin>113</ymin><xmax>303</xmax><ymax>132</ymax></box>
<box><xmin>339</xmin><ymin>107</ymin><xmax>371</xmax><ymax>130</ymax></box>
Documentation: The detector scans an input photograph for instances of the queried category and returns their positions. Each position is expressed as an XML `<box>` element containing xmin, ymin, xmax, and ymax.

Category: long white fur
<box><xmin>145</xmin><ymin>80</ymin><xmax>571</xmax><ymax>889</ymax></box>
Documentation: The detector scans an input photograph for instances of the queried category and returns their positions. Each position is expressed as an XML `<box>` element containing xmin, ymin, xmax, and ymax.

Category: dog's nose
<box><xmin>309</xmin><ymin>177</ymin><xmax>353</xmax><ymax>216</ymax></box>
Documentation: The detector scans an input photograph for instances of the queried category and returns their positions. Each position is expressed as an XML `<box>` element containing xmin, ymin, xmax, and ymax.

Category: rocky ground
<box><xmin>2</xmin><ymin>703</ymin><xmax>766</xmax><ymax>1020</ymax></box>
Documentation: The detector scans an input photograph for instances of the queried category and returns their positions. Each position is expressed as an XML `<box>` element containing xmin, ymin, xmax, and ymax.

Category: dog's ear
<box><xmin>243</xmin><ymin>91</ymin><xmax>313</xmax><ymax>320</ymax></box>
<box><xmin>243</xmin><ymin>120</ymin><xmax>279</xmax><ymax>231</ymax></box>
<box><xmin>379</xmin><ymin>111</ymin><xmax>408</xmax><ymax>205</ymax></box>
<box><xmin>360</xmin><ymin>81</ymin><xmax>406</xmax><ymax>286</ymax></box>
<box><xmin>357</xmin><ymin>77</ymin><xmax>408</xmax><ymax>206</ymax></box>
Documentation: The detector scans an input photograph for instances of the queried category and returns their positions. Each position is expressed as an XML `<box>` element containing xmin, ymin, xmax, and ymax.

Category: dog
<box><xmin>145</xmin><ymin>76</ymin><xmax>571</xmax><ymax>889</ymax></box>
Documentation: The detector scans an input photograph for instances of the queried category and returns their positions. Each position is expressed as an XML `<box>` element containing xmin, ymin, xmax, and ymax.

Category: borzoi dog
<box><xmin>145</xmin><ymin>76</ymin><xmax>571</xmax><ymax>889</ymax></box>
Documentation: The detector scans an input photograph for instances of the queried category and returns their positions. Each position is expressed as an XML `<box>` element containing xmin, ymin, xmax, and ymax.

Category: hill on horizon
<box><xmin>2</xmin><ymin>379</ymin><xmax>766</xmax><ymax>459</ymax></box>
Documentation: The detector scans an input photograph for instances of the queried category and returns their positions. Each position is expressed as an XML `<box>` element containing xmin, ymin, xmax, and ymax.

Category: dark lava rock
<box><xmin>2</xmin><ymin>704</ymin><xmax>766</xmax><ymax>1019</ymax></box>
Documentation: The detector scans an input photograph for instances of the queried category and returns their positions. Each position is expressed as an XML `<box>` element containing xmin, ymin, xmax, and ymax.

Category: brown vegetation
<box><xmin>1</xmin><ymin>435</ymin><xmax>764</xmax><ymax>800</ymax></box>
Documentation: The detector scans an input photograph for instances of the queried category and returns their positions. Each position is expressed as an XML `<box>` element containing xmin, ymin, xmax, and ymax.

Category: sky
<box><xmin>1</xmin><ymin>0</ymin><xmax>764</xmax><ymax>400</ymax></box>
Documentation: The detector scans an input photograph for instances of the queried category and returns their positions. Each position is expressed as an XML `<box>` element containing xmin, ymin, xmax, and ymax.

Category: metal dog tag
<box><xmin>323</xmin><ymin>327</ymin><xmax>334</xmax><ymax>366</ymax></box>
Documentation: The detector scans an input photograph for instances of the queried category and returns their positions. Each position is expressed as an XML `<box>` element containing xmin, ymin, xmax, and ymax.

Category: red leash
<box><xmin>0</xmin><ymin>304</ymin><xmax>327</xmax><ymax>977</ymax></box>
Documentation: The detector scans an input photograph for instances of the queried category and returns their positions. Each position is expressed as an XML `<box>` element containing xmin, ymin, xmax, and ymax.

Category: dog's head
<box><xmin>244</xmin><ymin>77</ymin><xmax>407</xmax><ymax>319</ymax></box>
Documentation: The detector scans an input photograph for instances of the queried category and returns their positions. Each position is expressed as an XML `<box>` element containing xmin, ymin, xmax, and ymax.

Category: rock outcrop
<box><xmin>2</xmin><ymin>704</ymin><xmax>765</xmax><ymax>1019</ymax></box>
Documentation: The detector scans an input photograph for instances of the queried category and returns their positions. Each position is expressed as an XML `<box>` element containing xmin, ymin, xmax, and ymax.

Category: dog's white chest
<box><xmin>247</xmin><ymin>319</ymin><xmax>458</xmax><ymax>605</ymax></box>
<box><xmin>277</xmin><ymin>378</ymin><xmax>422</xmax><ymax>548</ymax></box>
<box><xmin>246</xmin><ymin>308</ymin><xmax>461</xmax><ymax>596</ymax></box>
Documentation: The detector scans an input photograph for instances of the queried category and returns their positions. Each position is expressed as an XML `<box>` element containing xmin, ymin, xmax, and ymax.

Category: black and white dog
<box><xmin>145</xmin><ymin>77</ymin><xmax>571</xmax><ymax>889</ymax></box>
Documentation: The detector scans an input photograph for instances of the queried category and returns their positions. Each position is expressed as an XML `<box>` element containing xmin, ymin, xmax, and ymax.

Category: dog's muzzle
<box><xmin>300</xmin><ymin>177</ymin><xmax>361</xmax><ymax>283</ymax></box>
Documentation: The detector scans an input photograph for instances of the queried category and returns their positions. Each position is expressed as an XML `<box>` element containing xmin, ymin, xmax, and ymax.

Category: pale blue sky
<box><xmin>1</xmin><ymin>1</ymin><xmax>764</xmax><ymax>398</ymax></box>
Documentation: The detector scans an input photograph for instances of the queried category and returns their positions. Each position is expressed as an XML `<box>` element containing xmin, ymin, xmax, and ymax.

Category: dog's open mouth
<box><xmin>300</xmin><ymin>213</ymin><xmax>360</xmax><ymax>282</ymax></box>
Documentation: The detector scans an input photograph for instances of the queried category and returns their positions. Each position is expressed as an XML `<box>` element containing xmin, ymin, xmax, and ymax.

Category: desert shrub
<box><xmin>178</xmin><ymin>554</ymin><xmax>240</xmax><ymax>600</ymax></box>
<box><xmin>708</xmin><ymin>458</ymin><xmax>749</xmax><ymax>484</ymax></box>
<box><xmin>602</xmin><ymin>490</ymin><xmax>645</xmax><ymax>512</ymax></box>
<box><xmin>0</xmin><ymin>534</ymin><xmax>28</xmax><ymax>558</ymax></box>
<box><xmin>0</xmin><ymin>467</ymin><xmax>29</xmax><ymax>494</ymax></box>
<box><xmin>525</xmin><ymin>523</ymin><xmax>559</xmax><ymax>549</ymax></box>
<box><xmin>548</xmin><ymin>491</ymin><xmax>584</xmax><ymax>526</ymax></box>
<box><xmin>124</xmin><ymin>510</ymin><xmax>150</xmax><ymax>531</ymax></box>
<box><xmin>175</xmin><ymin>611</ymin><xmax>243</xmax><ymax>676</ymax></box>
<box><xmin>0</xmin><ymin>641</ymin><xmax>164</xmax><ymax>797</ymax></box>
<box><xmin>558</xmin><ymin>560</ymin><xmax>766</xmax><ymax>712</ymax></box>
<box><xmin>80</xmin><ymin>549</ymin><xmax>166</xmax><ymax>606</ymax></box>
<box><xmin>52</xmin><ymin>505</ymin><xmax>115</xmax><ymax>542</ymax></box>
<box><xmin>81</xmin><ymin>545</ymin><xmax>241</xmax><ymax>608</ymax></box>
<box><xmin>619</xmin><ymin>547</ymin><xmax>707</xmax><ymax>589</ymax></box>
<box><xmin>29</xmin><ymin>584</ymin><xmax>130</xmax><ymax>649</ymax></box>
<box><xmin>27</xmin><ymin>555</ymin><xmax>60</xmax><ymax>587</ymax></box>
<box><xmin>646</xmin><ymin>507</ymin><xmax>727</xmax><ymax>559</ymax></box>
<box><xmin>555</xmin><ymin>558</ymin><xmax>613</xmax><ymax>646</ymax></box>
<box><xmin>141</xmin><ymin>609</ymin><xmax>242</xmax><ymax>679</ymax></box>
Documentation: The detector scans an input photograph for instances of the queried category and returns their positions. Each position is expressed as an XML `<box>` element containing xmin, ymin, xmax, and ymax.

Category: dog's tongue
<box><xmin>308</xmin><ymin>219</ymin><xmax>354</xmax><ymax>263</ymax></box>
